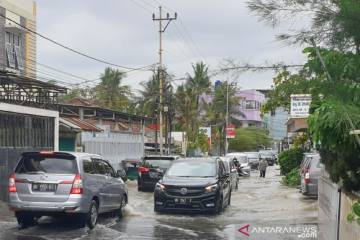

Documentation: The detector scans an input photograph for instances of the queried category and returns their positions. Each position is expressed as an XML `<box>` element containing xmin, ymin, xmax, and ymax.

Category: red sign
<box><xmin>226</xmin><ymin>125</ymin><xmax>236</xmax><ymax>139</ymax></box>
<box><xmin>147</xmin><ymin>125</ymin><xmax>160</xmax><ymax>130</ymax></box>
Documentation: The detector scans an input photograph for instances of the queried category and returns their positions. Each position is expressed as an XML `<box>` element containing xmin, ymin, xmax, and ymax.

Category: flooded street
<box><xmin>0</xmin><ymin>166</ymin><xmax>321</xmax><ymax>240</ymax></box>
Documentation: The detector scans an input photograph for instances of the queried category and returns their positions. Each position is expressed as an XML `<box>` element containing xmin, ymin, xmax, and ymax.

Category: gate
<box><xmin>0</xmin><ymin>112</ymin><xmax>54</xmax><ymax>201</ymax></box>
<box><xmin>318</xmin><ymin>169</ymin><xmax>340</xmax><ymax>240</ymax></box>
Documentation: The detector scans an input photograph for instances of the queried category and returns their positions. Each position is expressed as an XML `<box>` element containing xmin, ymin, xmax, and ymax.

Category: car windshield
<box><xmin>259</xmin><ymin>152</ymin><xmax>273</xmax><ymax>157</ymax></box>
<box><xmin>15</xmin><ymin>155</ymin><xmax>78</xmax><ymax>174</ymax></box>
<box><xmin>246</xmin><ymin>153</ymin><xmax>258</xmax><ymax>159</ymax></box>
<box><xmin>143</xmin><ymin>158</ymin><xmax>174</xmax><ymax>168</ymax></box>
<box><xmin>167</xmin><ymin>161</ymin><xmax>216</xmax><ymax>177</ymax></box>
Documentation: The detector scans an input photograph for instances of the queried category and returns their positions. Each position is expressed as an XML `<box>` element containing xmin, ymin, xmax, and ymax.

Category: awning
<box><xmin>284</xmin><ymin>117</ymin><xmax>308</xmax><ymax>133</ymax></box>
<box><xmin>5</xmin><ymin>24</ymin><xmax>30</xmax><ymax>34</ymax></box>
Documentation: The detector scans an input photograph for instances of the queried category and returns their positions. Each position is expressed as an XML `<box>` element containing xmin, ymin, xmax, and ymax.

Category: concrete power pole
<box><xmin>153</xmin><ymin>7</ymin><xmax>177</xmax><ymax>154</ymax></box>
<box><xmin>225</xmin><ymin>82</ymin><xmax>235</xmax><ymax>155</ymax></box>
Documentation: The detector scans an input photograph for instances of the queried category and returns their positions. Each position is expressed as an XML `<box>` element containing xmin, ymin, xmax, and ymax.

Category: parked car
<box><xmin>138</xmin><ymin>155</ymin><xmax>179</xmax><ymax>191</ymax></box>
<box><xmin>301</xmin><ymin>153</ymin><xmax>322</xmax><ymax>196</ymax></box>
<box><xmin>154</xmin><ymin>157</ymin><xmax>231</xmax><ymax>214</ymax></box>
<box><xmin>244</xmin><ymin>152</ymin><xmax>260</xmax><ymax>170</ymax></box>
<box><xmin>299</xmin><ymin>153</ymin><xmax>318</xmax><ymax>178</ymax></box>
<box><xmin>7</xmin><ymin>151</ymin><xmax>128</xmax><ymax>229</ymax></box>
<box><xmin>219</xmin><ymin>157</ymin><xmax>239</xmax><ymax>190</ymax></box>
<box><xmin>226</xmin><ymin>153</ymin><xmax>251</xmax><ymax>177</ymax></box>
<box><xmin>258</xmin><ymin>151</ymin><xmax>276</xmax><ymax>166</ymax></box>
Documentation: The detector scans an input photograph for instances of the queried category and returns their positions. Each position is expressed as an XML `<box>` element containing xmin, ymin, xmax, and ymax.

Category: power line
<box><xmin>153</xmin><ymin>0</ymin><xmax>213</xmax><ymax>68</ymax></box>
<box><xmin>130</xmin><ymin>0</ymin><xmax>153</xmax><ymax>13</ymax></box>
<box><xmin>0</xmin><ymin>11</ymin><xmax>152</xmax><ymax>71</ymax></box>
<box><xmin>165</xmin><ymin>30</ymin><xmax>193</xmax><ymax>63</ymax></box>
<box><xmin>140</xmin><ymin>0</ymin><xmax>158</xmax><ymax>10</ymax></box>
<box><xmin>163</xmin><ymin>49</ymin><xmax>193</xmax><ymax>64</ymax></box>
<box><xmin>171</xmin><ymin>22</ymin><xmax>200</xmax><ymax>60</ymax></box>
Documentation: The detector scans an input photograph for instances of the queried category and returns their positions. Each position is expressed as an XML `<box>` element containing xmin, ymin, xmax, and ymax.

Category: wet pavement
<box><xmin>0</xmin><ymin>166</ymin><xmax>322</xmax><ymax>240</ymax></box>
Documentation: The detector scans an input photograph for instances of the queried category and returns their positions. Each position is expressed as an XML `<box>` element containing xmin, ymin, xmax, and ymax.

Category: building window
<box><xmin>5</xmin><ymin>32</ymin><xmax>23</xmax><ymax>70</ymax></box>
<box><xmin>271</xmin><ymin>110</ymin><xmax>276</xmax><ymax>116</ymax></box>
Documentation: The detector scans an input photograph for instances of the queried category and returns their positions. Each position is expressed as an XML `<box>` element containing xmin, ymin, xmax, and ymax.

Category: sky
<box><xmin>34</xmin><ymin>0</ymin><xmax>309</xmax><ymax>95</ymax></box>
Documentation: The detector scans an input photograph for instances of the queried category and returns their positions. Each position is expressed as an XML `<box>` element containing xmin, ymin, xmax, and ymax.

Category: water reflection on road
<box><xmin>1</xmin><ymin>166</ymin><xmax>320</xmax><ymax>240</ymax></box>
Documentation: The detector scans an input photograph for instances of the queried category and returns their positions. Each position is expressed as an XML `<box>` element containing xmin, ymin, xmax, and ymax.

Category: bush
<box><xmin>281</xmin><ymin>167</ymin><xmax>301</xmax><ymax>187</ymax></box>
<box><xmin>278</xmin><ymin>148</ymin><xmax>305</xmax><ymax>175</ymax></box>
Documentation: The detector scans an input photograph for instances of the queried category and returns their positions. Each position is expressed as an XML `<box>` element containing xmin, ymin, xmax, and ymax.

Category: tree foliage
<box><xmin>91</xmin><ymin>67</ymin><xmax>132</xmax><ymax>111</ymax></box>
<box><xmin>228</xmin><ymin>127</ymin><xmax>272</xmax><ymax>152</ymax></box>
<box><xmin>247</xmin><ymin>0</ymin><xmax>360</xmax><ymax>52</ymax></box>
<box><xmin>278</xmin><ymin>148</ymin><xmax>305</xmax><ymax>176</ymax></box>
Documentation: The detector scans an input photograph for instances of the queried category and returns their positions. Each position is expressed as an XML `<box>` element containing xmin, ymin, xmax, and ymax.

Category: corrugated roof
<box><xmin>61</xmin><ymin>117</ymin><xmax>103</xmax><ymax>132</ymax></box>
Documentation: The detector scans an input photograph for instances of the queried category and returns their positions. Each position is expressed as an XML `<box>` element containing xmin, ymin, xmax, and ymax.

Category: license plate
<box><xmin>175</xmin><ymin>198</ymin><xmax>192</xmax><ymax>204</ymax></box>
<box><xmin>32</xmin><ymin>183</ymin><xmax>56</xmax><ymax>192</ymax></box>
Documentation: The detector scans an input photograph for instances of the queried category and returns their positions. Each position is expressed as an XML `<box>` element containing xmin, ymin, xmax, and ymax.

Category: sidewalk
<box><xmin>0</xmin><ymin>201</ymin><xmax>15</xmax><ymax>222</ymax></box>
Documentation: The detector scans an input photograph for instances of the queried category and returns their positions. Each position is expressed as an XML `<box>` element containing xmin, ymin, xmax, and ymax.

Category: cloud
<box><xmin>34</xmin><ymin>0</ymin><xmax>307</xmax><ymax>90</ymax></box>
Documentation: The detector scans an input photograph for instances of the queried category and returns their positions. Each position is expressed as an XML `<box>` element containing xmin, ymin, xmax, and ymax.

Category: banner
<box><xmin>226</xmin><ymin>125</ymin><xmax>236</xmax><ymax>138</ymax></box>
<box><xmin>199</xmin><ymin>127</ymin><xmax>211</xmax><ymax>149</ymax></box>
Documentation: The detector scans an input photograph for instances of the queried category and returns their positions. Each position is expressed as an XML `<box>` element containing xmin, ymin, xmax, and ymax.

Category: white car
<box><xmin>225</xmin><ymin>153</ymin><xmax>251</xmax><ymax>177</ymax></box>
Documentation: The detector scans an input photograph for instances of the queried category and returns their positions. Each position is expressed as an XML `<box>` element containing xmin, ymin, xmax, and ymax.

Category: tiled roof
<box><xmin>61</xmin><ymin>118</ymin><xmax>103</xmax><ymax>132</ymax></box>
<box><xmin>60</xmin><ymin>98</ymin><xmax>104</xmax><ymax>108</ymax></box>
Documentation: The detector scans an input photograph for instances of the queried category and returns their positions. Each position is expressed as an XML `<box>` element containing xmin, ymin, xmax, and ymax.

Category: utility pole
<box><xmin>153</xmin><ymin>7</ymin><xmax>177</xmax><ymax>154</ymax></box>
<box><xmin>224</xmin><ymin>82</ymin><xmax>235</xmax><ymax>155</ymax></box>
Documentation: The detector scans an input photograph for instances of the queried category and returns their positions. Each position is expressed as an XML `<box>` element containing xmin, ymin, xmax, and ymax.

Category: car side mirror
<box><xmin>117</xmin><ymin>170</ymin><xmax>126</xmax><ymax>180</ymax></box>
<box><xmin>221</xmin><ymin>172</ymin><xmax>230</xmax><ymax>178</ymax></box>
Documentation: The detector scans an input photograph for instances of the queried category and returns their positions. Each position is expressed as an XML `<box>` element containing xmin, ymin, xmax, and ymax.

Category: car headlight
<box><xmin>205</xmin><ymin>184</ymin><xmax>218</xmax><ymax>193</ymax></box>
<box><xmin>155</xmin><ymin>183</ymin><xmax>165</xmax><ymax>192</ymax></box>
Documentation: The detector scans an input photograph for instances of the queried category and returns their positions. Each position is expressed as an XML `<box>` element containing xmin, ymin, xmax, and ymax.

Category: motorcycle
<box><xmin>233</xmin><ymin>158</ymin><xmax>249</xmax><ymax>177</ymax></box>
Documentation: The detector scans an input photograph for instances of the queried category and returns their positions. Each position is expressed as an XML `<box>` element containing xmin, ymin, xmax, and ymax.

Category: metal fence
<box><xmin>318</xmin><ymin>169</ymin><xmax>340</xmax><ymax>240</ymax></box>
<box><xmin>0</xmin><ymin>111</ymin><xmax>54</xmax><ymax>201</ymax></box>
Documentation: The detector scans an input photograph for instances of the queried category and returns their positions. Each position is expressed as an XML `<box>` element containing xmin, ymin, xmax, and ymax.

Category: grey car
<box><xmin>259</xmin><ymin>151</ymin><xmax>276</xmax><ymax>166</ymax></box>
<box><xmin>219</xmin><ymin>157</ymin><xmax>239</xmax><ymax>190</ymax></box>
<box><xmin>7</xmin><ymin>151</ymin><xmax>128</xmax><ymax>229</ymax></box>
<box><xmin>244</xmin><ymin>152</ymin><xmax>260</xmax><ymax>170</ymax></box>
<box><xmin>300</xmin><ymin>153</ymin><xmax>322</xmax><ymax>196</ymax></box>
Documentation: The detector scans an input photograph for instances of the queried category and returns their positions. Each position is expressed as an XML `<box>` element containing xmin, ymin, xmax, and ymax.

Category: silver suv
<box><xmin>7</xmin><ymin>151</ymin><xmax>128</xmax><ymax>229</ymax></box>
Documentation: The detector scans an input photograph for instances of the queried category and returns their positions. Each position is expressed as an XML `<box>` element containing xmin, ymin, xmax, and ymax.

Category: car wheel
<box><xmin>16</xmin><ymin>213</ymin><xmax>34</xmax><ymax>230</ymax></box>
<box><xmin>217</xmin><ymin>197</ymin><xmax>223</xmax><ymax>214</ymax></box>
<box><xmin>118</xmin><ymin>196</ymin><xmax>126</xmax><ymax>218</ymax></box>
<box><xmin>86</xmin><ymin>200</ymin><xmax>98</xmax><ymax>229</ymax></box>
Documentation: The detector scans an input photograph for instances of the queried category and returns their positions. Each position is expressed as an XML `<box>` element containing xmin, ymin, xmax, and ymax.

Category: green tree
<box><xmin>59</xmin><ymin>88</ymin><xmax>88</xmax><ymax>102</ymax></box>
<box><xmin>173</xmin><ymin>84</ymin><xmax>197</xmax><ymax>132</ymax></box>
<box><xmin>201</xmin><ymin>81</ymin><xmax>245</xmax><ymax>154</ymax></box>
<box><xmin>92</xmin><ymin>67</ymin><xmax>132</xmax><ymax>111</ymax></box>
<box><xmin>136</xmin><ymin>68</ymin><xmax>172</xmax><ymax>116</ymax></box>
<box><xmin>247</xmin><ymin>0</ymin><xmax>360</xmax><ymax>52</ymax></box>
<box><xmin>186</xmin><ymin>62</ymin><xmax>211</xmax><ymax>111</ymax></box>
<box><xmin>228</xmin><ymin>127</ymin><xmax>272</xmax><ymax>152</ymax></box>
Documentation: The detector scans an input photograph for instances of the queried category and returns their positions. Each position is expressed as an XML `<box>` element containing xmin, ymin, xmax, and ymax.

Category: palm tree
<box><xmin>186</xmin><ymin>62</ymin><xmax>211</xmax><ymax>111</ymax></box>
<box><xmin>136</xmin><ymin>68</ymin><xmax>172</xmax><ymax>116</ymax></box>
<box><xmin>173</xmin><ymin>84</ymin><xmax>197</xmax><ymax>132</ymax></box>
<box><xmin>201</xmin><ymin>81</ymin><xmax>245</xmax><ymax>154</ymax></box>
<box><xmin>92</xmin><ymin>67</ymin><xmax>132</xmax><ymax>111</ymax></box>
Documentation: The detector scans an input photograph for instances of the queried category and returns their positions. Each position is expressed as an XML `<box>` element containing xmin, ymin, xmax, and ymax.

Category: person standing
<box><xmin>259</xmin><ymin>158</ymin><xmax>268</xmax><ymax>178</ymax></box>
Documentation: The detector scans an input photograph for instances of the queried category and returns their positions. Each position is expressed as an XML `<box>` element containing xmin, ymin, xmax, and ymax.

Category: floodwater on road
<box><xmin>0</xmin><ymin>166</ymin><xmax>322</xmax><ymax>240</ymax></box>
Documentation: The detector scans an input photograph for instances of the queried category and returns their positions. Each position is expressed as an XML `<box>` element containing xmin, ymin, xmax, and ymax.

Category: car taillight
<box><xmin>301</xmin><ymin>168</ymin><xmax>304</xmax><ymax>174</ymax></box>
<box><xmin>139</xmin><ymin>167</ymin><xmax>150</xmax><ymax>172</ymax></box>
<box><xmin>8</xmin><ymin>173</ymin><xmax>17</xmax><ymax>193</ymax></box>
<box><xmin>305</xmin><ymin>169</ymin><xmax>310</xmax><ymax>183</ymax></box>
<box><xmin>70</xmin><ymin>174</ymin><xmax>83</xmax><ymax>194</ymax></box>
